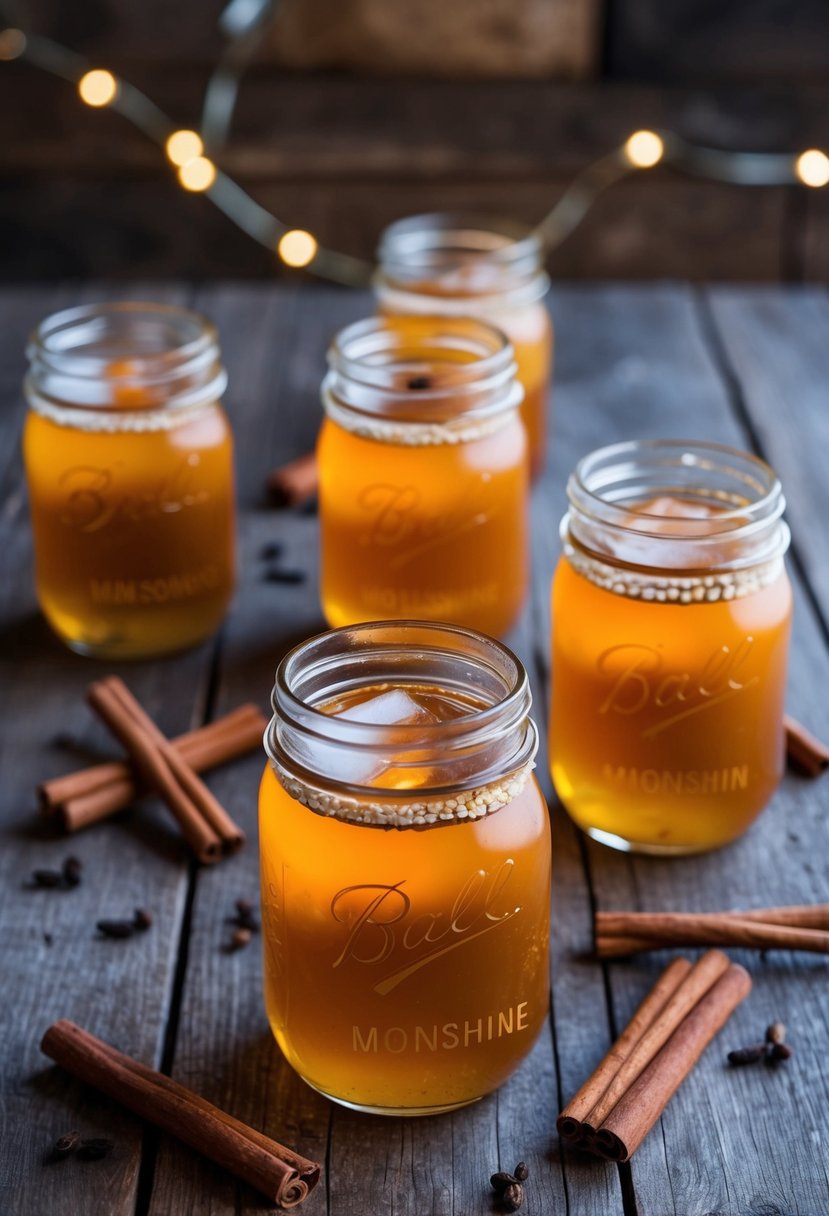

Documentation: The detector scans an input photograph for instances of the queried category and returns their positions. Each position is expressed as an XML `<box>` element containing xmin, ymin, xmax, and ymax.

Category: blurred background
<box><xmin>1</xmin><ymin>0</ymin><xmax>828</xmax><ymax>282</ymax></box>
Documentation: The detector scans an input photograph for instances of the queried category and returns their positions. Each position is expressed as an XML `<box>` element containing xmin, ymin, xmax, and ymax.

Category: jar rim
<box><xmin>265</xmin><ymin>619</ymin><xmax>537</xmax><ymax>801</ymax></box>
<box><xmin>25</xmin><ymin>301</ymin><xmax>227</xmax><ymax>419</ymax></box>
<box><xmin>565</xmin><ymin>438</ymin><xmax>789</xmax><ymax>573</ymax></box>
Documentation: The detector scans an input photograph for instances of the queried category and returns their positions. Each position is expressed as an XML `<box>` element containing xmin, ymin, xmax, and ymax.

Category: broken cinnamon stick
<box><xmin>785</xmin><ymin>714</ymin><xmax>829</xmax><ymax>777</ymax></box>
<box><xmin>40</xmin><ymin>704</ymin><xmax>266</xmax><ymax>832</ymax></box>
<box><xmin>266</xmin><ymin>452</ymin><xmax>318</xmax><ymax>508</ymax></box>
<box><xmin>41</xmin><ymin>1019</ymin><xmax>320</xmax><ymax>1208</ymax></box>
<box><xmin>594</xmin><ymin>964</ymin><xmax>751</xmax><ymax>1161</ymax></box>
<box><xmin>87</xmin><ymin>678</ymin><xmax>244</xmax><ymax>863</ymax></box>
<box><xmin>595</xmin><ymin>908</ymin><xmax>829</xmax><ymax>957</ymax></box>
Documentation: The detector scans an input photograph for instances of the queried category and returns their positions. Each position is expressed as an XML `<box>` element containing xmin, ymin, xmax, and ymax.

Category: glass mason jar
<box><xmin>23</xmin><ymin>302</ymin><xmax>236</xmax><ymax>658</ymax></box>
<box><xmin>260</xmin><ymin>620</ymin><xmax>551</xmax><ymax>1116</ymax></box>
<box><xmin>376</xmin><ymin>213</ymin><xmax>553</xmax><ymax>481</ymax></box>
<box><xmin>318</xmin><ymin>314</ymin><xmax>529</xmax><ymax>637</ymax></box>
<box><xmin>550</xmin><ymin>440</ymin><xmax>792</xmax><ymax>855</ymax></box>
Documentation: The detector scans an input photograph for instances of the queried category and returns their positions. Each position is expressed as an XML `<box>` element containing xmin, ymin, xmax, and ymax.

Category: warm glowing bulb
<box><xmin>78</xmin><ymin>69</ymin><xmax>118</xmax><ymax>107</ymax></box>
<box><xmin>0</xmin><ymin>28</ymin><xmax>26</xmax><ymax>60</ymax></box>
<box><xmin>795</xmin><ymin>149</ymin><xmax>829</xmax><ymax>189</ymax></box>
<box><xmin>178</xmin><ymin>156</ymin><xmax>217</xmax><ymax>192</ymax></box>
<box><xmin>166</xmin><ymin>129</ymin><xmax>204</xmax><ymax>167</ymax></box>
<box><xmin>624</xmin><ymin>129</ymin><xmax>664</xmax><ymax>169</ymax></box>
<box><xmin>277</xmin><ymin>229</ymin><xmax>318</xmax><ymax>268</ymax></box>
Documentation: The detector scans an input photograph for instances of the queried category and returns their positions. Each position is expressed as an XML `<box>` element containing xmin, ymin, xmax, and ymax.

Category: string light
<box><xmin>624</xmin><ymin>130</ymin><xmax>665</xmax><ymax>169</ymax></box>
<box><xmin>277</xmin><ymin>229</ymin><xmax>318</xmax><ymax>268</ymax></box>
<box><xmin>178</xmin><ymin>156</ymin><xmax>217</xmax><ymax>192</ymax></box>
<box><xmin>78</xmin><ymin>69</ymin><xmax>118</xmax><ymax>107</ymax></box>
<box><xmin>5</xmin><ymin>28</ymin><xmax>829</xmax><ymax>288</ymax></box>
<box><xmin>795</xmin><ymin>149</ymin><xmax>829</xmax><ymax>189</ymax></box>
<box><xmin>166</xmin><ymin>129</ymin><xmax>204</xmax><ymax>167</ymax></box>
<box><xmin>0</xmin><ymin>28</ymin><xmax>26</xmax><ymax>60</ymax></box>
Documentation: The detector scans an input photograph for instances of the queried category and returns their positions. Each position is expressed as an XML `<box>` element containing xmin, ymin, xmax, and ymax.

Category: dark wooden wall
<box><xmin>1</xmin><ymin>1</ymin><xmax>828</xmax><ymax>281</ymax></box>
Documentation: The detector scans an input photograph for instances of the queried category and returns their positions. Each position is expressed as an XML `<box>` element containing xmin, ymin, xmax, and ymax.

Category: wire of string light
<box><xmin>2</xmin><ymin>24</ymin><xmax>828</xmax><ymax>287</ymax></box>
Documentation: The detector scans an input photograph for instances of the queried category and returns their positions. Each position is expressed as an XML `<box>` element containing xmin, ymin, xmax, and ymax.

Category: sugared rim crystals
<box><xmin>272</xmin><ymin>760</ymin><xmax>535</xmax><ymax>827</ymax></box>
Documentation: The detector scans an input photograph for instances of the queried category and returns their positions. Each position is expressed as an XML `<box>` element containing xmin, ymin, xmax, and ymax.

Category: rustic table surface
<box><xmin>1</xmin><ymin>282</ymin><xmax>828</xmax><ymax>1216</ymax></box>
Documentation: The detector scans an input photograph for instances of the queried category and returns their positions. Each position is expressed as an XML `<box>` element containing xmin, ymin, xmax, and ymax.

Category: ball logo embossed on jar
<box><xmin>319</xmin><ymin>315</ymin><xmax>529</xmax><ymax>637</ymax></box>
<box><xmin>550</xmin><ymin>440</ymin><xmax>792</xmax><ymax>856</ymax></box>
<box><xmin>23</xmin><ymin>302</ymin><xmax>236</xmax><ymax>658</ymax></box>
<box><xmin>260</xmin><ymin>622</ymin><xmax>550</xmax><ymax>1115</ymax></box>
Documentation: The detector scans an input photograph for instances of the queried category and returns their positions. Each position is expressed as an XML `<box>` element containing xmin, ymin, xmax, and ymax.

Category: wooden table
<box><xmin>2</xmin><ymin>282</ymin><xmax>828</xmax><ymax>1216</ymax></box>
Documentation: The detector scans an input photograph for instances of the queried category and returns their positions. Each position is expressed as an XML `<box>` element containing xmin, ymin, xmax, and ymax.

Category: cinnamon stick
<box><xmin>595</xmin><ymin>909</ymin><xmax>829</xmax><ymax>957</ymax></box>
<box><xmin>266</xmin><ymin>452</ymin><xmax>318</xmax><ymax>508</ymax></box>
<box><xmin>556</xmin><ymin>956</ymin><xmax>691</xmax><ymax>1143</ymax></box>
<box><xmin>40</xmin><ymin>704</ymin><xmax>266</xmax><ymax>832</ymax></box>
<box><xmin>593</xmin><ymin>964</ymin><xmax>751</xmax><ymax>1161</ymax></box>
<box><xmin>41</xmin><ymin>1020</ymin><xmax>320</xmax><ymax>1208</ymax></box>
<box><xmin>87</xmin><ymin>678</ymin><xmax>244</xmax><ymax>863</ymax></box>
<box><xmin>785</xmin><ymin>714</ymin><xmax>829</xmax><ymax>777</ymax></box>
<box><xmin>583</xmin><ymin>950</ymin><xmax>730</xmax><ymax>1131</ymax></box>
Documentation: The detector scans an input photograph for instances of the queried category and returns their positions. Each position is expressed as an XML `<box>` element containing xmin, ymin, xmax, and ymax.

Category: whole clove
<box><xmin>727</xmin><ymin>1043</ymin><xmax>767</xmax><ymax>1065</ymax></box>
<box><xmin>769</xmin><ymin>1042</ymin><xmax>793</xmax><ymax>1062</ymax></box>
<box><xmin>51</xmin><ymin>1131</ymin><xmax>81</xmax><ymax>1159</ymax></box>
<box><xmin>62</xmin><ymin>856</ymin><xmax>83</xmax><ymax>888</ymax></box>
<box><xmin>96</xmin><ymin>919</ymin><xmax>136</xmax><ymax>940</ymax></box>
<box><xmin>76</xmin><ymin>1138</ymin><xmax>114</xmax><ymax>1161</ymax></box>
<box><xmin>230</xmin><ymin>927</ymin><xmax>252</xmax><ymax>951</ymax></box>
<box><xmin>513</xmin><ymin>1162</ymin><xmax>529</xmax><ymax>1182</ymax></box>
<box><xmin>262</xmin><ymin>567</ymin><xmax>306</xmax><ymax>585</ymax></box>
<box><xmin>490</xmin><ymin>1171</ymin><xmax>518</xmax><ymax>1191</ymax></box>
<box><xmin>502</xmin><ymin>1181</ymin><xmax>524</xmax><ymax>1211</ymax></box>
<box><xmin>232</xmin><ymin>899</ymin><xmax>259</xmax><ymax>933</ymax></box>
<box><xmin>133</xmin><ymin>908</ymin><xmax>153</xmax><ymax>931</ymax></box>
<box><xmin>31</xmin><ymin>869</ymin><xmax>63</xmax><ymax>888</ymax></box>
<box><xmin>765</xmin><ymin>1021</ymin><xmax>786</xmax><ymax>1045</ymax></box>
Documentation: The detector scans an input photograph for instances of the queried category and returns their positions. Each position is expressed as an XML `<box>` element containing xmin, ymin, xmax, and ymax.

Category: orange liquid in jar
<box><xmin>550</xmin><ymin>497</ymin><xmax>792</xmax><ymax>853</ymax></box>
<box><xmin>318</xmin><ymin>415</ymin><xmax>528</xmax><ymax>637</ymax></box>
<box><xmin>259</xmin><ymin>684</ymin><xmax>551</xmax><ymax>1115</ymax></box>
<box><xmin>23</xmin><ymin>397</ymin><xmax>236</xmax><ymax>658</ymax></box>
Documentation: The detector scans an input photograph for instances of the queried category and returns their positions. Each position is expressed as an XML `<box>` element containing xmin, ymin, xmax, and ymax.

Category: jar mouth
<box><xmin>25</xmin><ymin>301</ymin><xmax>227</xmax><ymax>415</ymax></box>
<box><xmin>378</xmin><ymin>212</ymin><xmax>542</xmax><ymax>277</ymax></box>
<box><xmin>323</xmin><ymin>315</ymin><xmax>521</xmax><ymax>430</ymax></box>
<box><xmin>265</xmin><ymin>620</ymin><xmax>537</xmax><ymax>798</ymax></box>
<box><xmin>566</xmin><ymin>439</ymin><xmax>789</xmax><ymax>572</ymax></box>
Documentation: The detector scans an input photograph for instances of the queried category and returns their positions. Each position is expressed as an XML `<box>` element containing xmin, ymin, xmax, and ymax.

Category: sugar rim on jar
<box><xmin>25</xmin><ymin>301</ymin><xmax>227</xmax><ymax>430</ymax></box>
<box><xmin>321</xmin><ymin>314</ymin><xmax>524</xmax><ymax>445</ymax></box>
<box><xmin>264</xmin><ymin>620</ymin><xmax>539</xmax><ymax>827</ymax></box>
<box><xmin>563</xmin><ymin>438</ymin><xmax>791</xmax><ymax>597</ymax></box>
<box><xmin>375</xmin><ymin>212</ymin><xmax>550</xmax><ymax>312</ymax></box>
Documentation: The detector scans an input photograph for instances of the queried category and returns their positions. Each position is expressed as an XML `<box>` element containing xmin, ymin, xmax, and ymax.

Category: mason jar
<box><xmin>23</xmin><ymin>302</ymin><xmax>236</xmax><ymax>658</ymax></box>
<box><xmin>260</xmin><ymin>620</ymin><xmax>551</xmax><ymax>1115</ymax></box>
<box><xmin>376</xmin><ymin>212</ymin><xmax>553</xmax><ymax>480</ymax></box>
<box><xmin>318</xmin><ymin>314</ymin><xmax>529</xmax><ymax>638</ymax></box>
<box><xmin>550</xmin><ymin>439</ymin><xmax>792</xmax><ymax>855</ymax></box>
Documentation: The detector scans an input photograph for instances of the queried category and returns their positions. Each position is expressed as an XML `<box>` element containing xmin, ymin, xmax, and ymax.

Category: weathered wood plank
<box><xmin>0</xmin><ymin>284</ymin><xmax>225</xmax><ymax>1216</ymax></box>
<box><xmin>541</xmin><ymin>283</ymin><xmax>829</xmax><ymax>1214</ymax></box>
<box><xmin>703</xmin><ymin>286</ymin><xmax>829</xmax><ymax>636</ymax></box>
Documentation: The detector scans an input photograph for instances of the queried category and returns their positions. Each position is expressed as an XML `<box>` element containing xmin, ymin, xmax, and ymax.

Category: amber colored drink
<box><xmin>550</xmin><ymin>469</ymin><xmax>792</xmax><ymax>854</ymax></box>
<box><xmin>259</xmin><ymin>683</ymin><xmax>550</xmax><ymax>1115</ymax></box>
<box><xmin>318</xmin><ymin>414</ymin><xmax>528</xmax><ymax>635</ymax></box>
<box><xmin>24</xmin><ymin>404</ymin><xmax>235</xmax><ymax>658</ymax></box>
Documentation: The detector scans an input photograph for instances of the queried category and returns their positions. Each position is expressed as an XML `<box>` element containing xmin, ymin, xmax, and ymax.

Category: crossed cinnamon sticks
<box><xmin>40</xmin><ymin>677</ymin><xmax>266</xmax><ymax>864</ymax></box>
<box><xmin>558</xmin><ymin>950</ymin><xmax>751</xmax><ymax>1160</ymax></box>
<box><xmin>42</xmin><ymin>1020</ymin><xmax>320</xmax><ymax>1208</ymax></box>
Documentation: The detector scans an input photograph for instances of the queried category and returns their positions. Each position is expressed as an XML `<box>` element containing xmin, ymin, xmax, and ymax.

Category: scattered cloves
<box><xmin>490</xmin><ymin>1171</ymin><xmax>518</xmax><ymax>1191</ymax></box>
<box><xmin>513</xmin><ymin>1162</ymin><xmax>529</xmax><ymax>1182</ymax></box>
<box><xmin>96</xmin><ymin>919</ymin><xmax>136</xmax><ymax>940</ymax></box>
<box><xmin>51</xmin><ymin>1131</ymin><xmax>81</xmax><ymax>1159</ymax></box>
<box><xmin>76</xmin><ymin>1138</ymin><xmax>114</xmax><ymax>1161</ymax></box>
<box><xmin>728</xmin><ymin>1021</ymin><xmax>793</xmax><ymax>1067</ymax></box>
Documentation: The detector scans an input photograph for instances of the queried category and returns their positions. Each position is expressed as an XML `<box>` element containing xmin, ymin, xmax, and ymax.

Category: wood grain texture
<box><xmin>1</xmin><ymin>283</ymin><xmax>829</xmax><ymax>1215</ymax></box>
